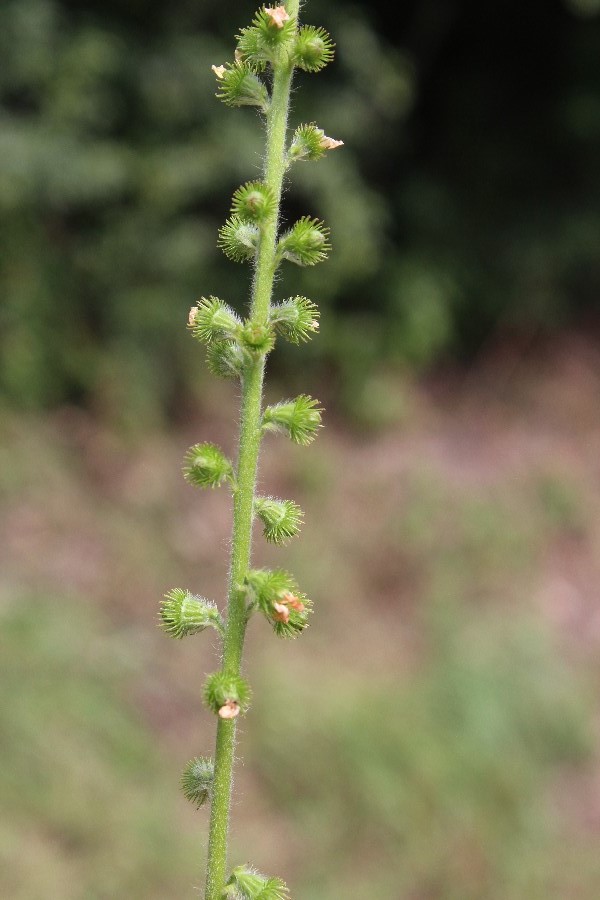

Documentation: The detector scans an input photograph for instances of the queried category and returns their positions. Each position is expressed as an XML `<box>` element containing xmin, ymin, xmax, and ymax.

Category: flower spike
<box><xmin>262</xmin><ymin>395</ymin><xmax>323</xmax><ymax>445</ymax></box>
<box><xmin>254</xmin><ymin>496</ymin><xmax>303</xmax><ymax>544</ymax></box>
<box><xmin>177</xmin><ymin>2</ymin><xmax>339</xmax><ymax>893</ymax></box>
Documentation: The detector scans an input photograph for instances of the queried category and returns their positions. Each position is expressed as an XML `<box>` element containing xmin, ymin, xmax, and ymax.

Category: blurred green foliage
<box><xmin>0</xmin><ymin>0</ymin><xmax>599</xmax><ymax>421</ymax></box>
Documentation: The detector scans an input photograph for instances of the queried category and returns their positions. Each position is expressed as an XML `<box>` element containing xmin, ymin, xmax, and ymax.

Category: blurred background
<box><xmin>1</xmin><ymin>0</ymin><xmax>600</xmax><ymax>896</ymax></box>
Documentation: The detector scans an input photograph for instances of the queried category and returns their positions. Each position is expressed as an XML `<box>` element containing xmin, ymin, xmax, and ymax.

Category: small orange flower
<box><xmin>282</xmin><ymin>591</ymin><xmax>305</xmax><ymax>613</ymax></box>
<box><xmin>320</xmin><ymin>135</ymin><xmax>344</xmax><ymax>151</ymax></box>
<box><xmin>264</xmin><ymin>6</ymin><xmax>290</xmax><ymax>28</ymax></box>
<box><xmin>218</xmin><ymin>699</ymin><xmax>240</xmax><ymax>719</ymax></box>
<box><xmin>272</xmin><ymin>600</ymin><xmax>290</xmax><ymax>623</ymax></box>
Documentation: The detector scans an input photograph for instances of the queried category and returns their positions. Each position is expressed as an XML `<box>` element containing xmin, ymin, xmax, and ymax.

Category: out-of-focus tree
<box><xmin>0</xmin><ymin>0</ymin><xmax>598</xmax><ymax>422</ymax></box>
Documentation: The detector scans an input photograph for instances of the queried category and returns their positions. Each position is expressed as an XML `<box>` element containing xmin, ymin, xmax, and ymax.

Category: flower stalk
<box><xmin>160</xmin><ymin>2</ymin><xmax>341</xmax><ymax>896</ymax></box>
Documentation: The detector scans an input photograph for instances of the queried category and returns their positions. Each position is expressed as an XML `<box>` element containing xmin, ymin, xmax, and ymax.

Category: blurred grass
<box><xmin>0</xmin><ymin>598</ymin><xmax>199</xmax><ymax>899</ymax></box>
<box><xmin>2</xmin><ymin>348</ymin><xmax>600</xmax><ymax>897</ymax></box>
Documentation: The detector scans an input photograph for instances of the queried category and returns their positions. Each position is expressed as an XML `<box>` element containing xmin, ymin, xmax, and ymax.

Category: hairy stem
<box><xmin>204</xmin><ymin>7</ymin><xmax>300</xmax><ymax>898</ymax></box>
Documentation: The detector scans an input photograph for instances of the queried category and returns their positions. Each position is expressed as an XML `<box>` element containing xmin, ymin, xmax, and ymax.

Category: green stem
<box><xmin>204</xmin><ymin>7</ymin><xmax>300</xmax><ymax>898</ymax></box>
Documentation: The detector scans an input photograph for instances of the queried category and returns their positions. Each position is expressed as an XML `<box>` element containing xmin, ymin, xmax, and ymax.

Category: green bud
<box><xmin>224</xmin><ymin>865</ymin><xmax>290</xmax><ymax>900</ymax></box>
<box><xmin>204</xmin><ymin>672</ymin><xmax>251</xmax><ymax>718</ymax></box>
<box><xmin>244</xmin><ymin>568</ymin><xmax>312</xmax><ymax>638</ymax></box>
<box><xmin>294</xmin><ymin>25</ymin><xmax>335</xmax><ymax>72</ymax></box>
<box><xmin>181</xmin><ymin>756</ymin><xmax>214</xmax><ymax>808</ymax></box>
<box><xmin>231</xmin><ymin>180</ymin><xmax>277</xmax><ymax>224</ymax></box>
<box><xmin>254</xmin><ymin>496</ymin><xmax>303</xmax><ymax>544</ymax></box>
<box><xmin>241</xmin><ymin>319</ymin><xmax>276</xmax><ymax>353</ymax></box>
<box><xmin>213</xmin><ymin>61</ymin><xmax>269</xmax><ymax>111</ymax></box>
<box><xmin>270</xmin><ymin>296</ymin><xmax>320</xmax><ymax>343</ymax></box>
<box><xmin>159</xmin><ymin>589</ymin><xmax>223</xmax><ymax>639</ymax></box>
<box><xmin>277</xmin><ymin>216</ymin><xmax>330</xmax><ymax>267</ymax></box>
<box><xmin>262</xmin><ymin>395</ymin><xmax>322</xmax><ymax>445</ymax></box>
<box><xmin>189</xmin><ymin>296</ymin><xmax>241</xmax><ymax>344</ymax></box>
<box><xmin>183</xmin><ymin>442</ymin><xmax>234</xmax><ymax>489</ymax></box>
<box><xmin>218</xmin><ymin>216</ymin><xmax>260</xmax><ymax>263</ymax></box>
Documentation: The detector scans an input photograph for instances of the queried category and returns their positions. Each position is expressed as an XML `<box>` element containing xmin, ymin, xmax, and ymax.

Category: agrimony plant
<box><xmin>160</xmin><ymin>3</ymin><xmax>342</xmax><ymax>897</ymax></box>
